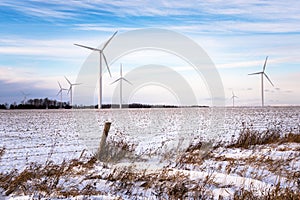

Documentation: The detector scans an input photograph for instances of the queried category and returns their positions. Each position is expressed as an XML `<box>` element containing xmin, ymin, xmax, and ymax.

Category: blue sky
<box><xmin>0</xmin><ymin>0</ymin><xmax>299</xmax><ymax>106</ymax></box>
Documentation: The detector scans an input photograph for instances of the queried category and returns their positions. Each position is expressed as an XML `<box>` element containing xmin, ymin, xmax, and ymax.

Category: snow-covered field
<box><xmin>0</xmin><ymin>107</ymin><xmax>299</xmax><ymax>199</ymax></box>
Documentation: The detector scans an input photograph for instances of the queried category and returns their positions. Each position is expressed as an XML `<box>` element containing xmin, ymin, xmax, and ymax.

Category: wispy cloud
<box><xmin>0</xmin><ymin>1</ymin><xmax>76</xmax><ymax>19</ymax></box>
<box><xmin>0</xmin><ymin>66</ymin><xmax>70</xmax><ymax>101</ymax></box>
<box><xmin>73</xmin><ymin>24</ymin><xmax>137</xmax><ymax>32</ymax></box>
<box><xmin>0</xmin><ymin>37</ymin><xmax>101</xmax><ymax>60</ymax></box>
<box><xmin>0</xmin><ymin>66</ymin><xmax>50</xmax><ymax>86</ymax></box>
<box><xmin>1</xmin><ymin>0</ymin><xmax>300</xmax><ymax>34</ymax></box>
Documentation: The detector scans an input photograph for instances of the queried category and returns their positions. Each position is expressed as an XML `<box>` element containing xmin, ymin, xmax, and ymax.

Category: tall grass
<box><xmin>95</xmin><ymin>136</ymin><xmax>135</xmax><ymax>163</ymax></box>
<box><xmin>228</xmin><ymin>128</ymin><xmax>300</xmax><ymax>148</ymax></box>
<box><xmin>0</xmin><ymin>153</ymin><xmax>98</xmax><ymax>197</ymax></box>
<box><xmin>234</xmin><ymin>186</ymin><xmax>300</xmax><ymax>200</ymax></box>
<box><xmin>0</xmin><ymin>148</ymin><xmax>5</xmax><ymax>159</ymax></box>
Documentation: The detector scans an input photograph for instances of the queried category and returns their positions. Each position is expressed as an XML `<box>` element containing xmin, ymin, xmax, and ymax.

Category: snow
<box><xmin>0</xmin><ymin>107</ymin><xmax>300</xmax><ymax>199</ymax></box>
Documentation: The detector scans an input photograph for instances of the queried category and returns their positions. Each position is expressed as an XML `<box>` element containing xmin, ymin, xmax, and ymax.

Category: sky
<box><xmin>0</xmin><ymin>0</ymin><xmax>299</xmax><ymax>106</ymax></box>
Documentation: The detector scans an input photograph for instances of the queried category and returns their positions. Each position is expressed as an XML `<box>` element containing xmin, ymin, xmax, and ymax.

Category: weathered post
<box><xmin>98</xmin><ymin>122</ymin><xmax>111</xmax><ymax>159</ymax></box>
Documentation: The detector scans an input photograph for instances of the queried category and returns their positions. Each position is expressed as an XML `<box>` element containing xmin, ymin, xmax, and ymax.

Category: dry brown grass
<box><xmin>280</xmin><ymin>133</ymin><xmax>300</xmax><ymax>144</ymax></box>
<box><xmin>0</xmin><ymin>155</ymin><xmax>99</xmax><ymax>197</ymax></box>
<box><xmin>176</xmin><ymin>142</ymin><xmax>213</xmax><ymax>167</ymax></box>
<box><xmin>95</xmin><ymin>136</ymin><xmax>136</xmax><ymax>163</ymax></box>
<box><xmin>234</xmin><ymin>186</ymin><xmax>300</xmax><ymax>200</ymax></box>
<box><xmin>103</xmin><ymin>166</ymin><xmax>215</xmax><ymax>199</ymax></box>
<box><xmin>0</xmin><ymin>148</ymin><xmax>5</xmax><ymax>159</ymax></box>
<box><xmin>1</xmin><ymin>149</ymin><xmax>299</xmax><ymax>199</ymax></box>
<box><xmin>228</xmin><ymin>128</ymin><xmax>281</xmax><ymax>148</ymax></box>
<box><xmin>228</xmin><ymin>128</ymin><xmax>300</xmax><ymax>149</ymax></box>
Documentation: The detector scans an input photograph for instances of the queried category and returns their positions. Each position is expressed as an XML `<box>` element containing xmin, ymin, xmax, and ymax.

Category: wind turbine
<box><xmin>231</xmin><ymin>91</ymin><xmax>238</xmax><ymax>107</ymax></box>
<box><xmin>21</xmin><ymin>91</ymin><xmax>30</xmax><ymax>104</ymax></box>
<box><xmin>57</xmin><ymin>81</ymin><xmax>68</xmax><ymax>108</ymax></box>
<box><xmin>74</xmin><ymin>31</ymin><xmax>118</xmax><ymax>109</ymax></box>
<box><xmin>64</xmin><ymin>76</ymin><xmax>82</xmax><ymax>107</ymax></box>
<box><xmin>248</xmin><ymin>56</ymin><xmax>274</xmax><ymax>107</ymax></box>
<box><xmin>111</xmin><ymin>64</ymin><xmax>132</xmax><ymax>109</ymax></box>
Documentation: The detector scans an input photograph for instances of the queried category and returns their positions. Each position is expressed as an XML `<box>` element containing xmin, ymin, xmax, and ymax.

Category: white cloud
<box><xmin>2</xmin><ymin>0</ymin><xmax>300</xmax><ymax>23</ymax></box>
<box><xmin>0</xmin><ymin>36</ymin><xmax>106</xmax><ymax>61</ymax></box>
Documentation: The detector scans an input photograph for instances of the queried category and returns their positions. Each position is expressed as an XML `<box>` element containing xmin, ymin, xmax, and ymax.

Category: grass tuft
<box><xmin>280</xmin><ymin>133</ymin><xmax>300</xmax><ymax>144</ymax></box>
<box><xmin>228</xmin><ymin>128</ymin><xmax>300</xmax><ymax>148</ymax></box>
<box><xmin>0</xmin><ymin>147</ymin><xmax>5</xmax><ymax>159</ymax></box>
<box><xmin>234</xmin><ymin>186</ymin><xmax>300</xmax><ymax>200</ymax></box>
<box><xmin>0</xmin><ymin>155</ymin><xmax>99</xmax><ymax>197</ymax></box>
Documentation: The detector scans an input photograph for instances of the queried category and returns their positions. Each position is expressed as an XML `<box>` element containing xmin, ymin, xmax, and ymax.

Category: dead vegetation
<box><xmin>1</xmin><ymin>143</ymin><xmax>300</xmax><ymax>199</ymax></box>
<box><xmin>0</xmin><ymin>155</ymin><xmax>99</xmax><ymax>197</ymax></box>
<box><xmin>95</xmin><ymin>136</ymin><xmax>136</xmax><ymax>163</ymax></box>
<box><xmin>280</xmin><ymin>132</ymin><xmax>300</xmax><ymax>144</ymax></box>
<box><xmin>103</xmin><ymin>166</ymin><xmax>215</xmax><ymax>199</ymax></box>
<box><xmin>228</xmin><ymin>127</ymin><xmax>300</xmax><ymax>149</ymax></box>
<box><xmin>234</xmin><ymin>185</ymin><xmax>300</xmax><ymax>200</ymax></box>
<box><xmin>1</xmin><ymin>125</ymin><xmax>300</xmax><ymax>199</ymax></box>
<box><xmin>175</xmin><ymin>141</ymin><xmax>213</xmax><ymax>167</ymax></box>
<box><xmin>228</xmin><ymin>128</ymin><xmax>280</xmax><ymax>148</ymax></box>
<box><xmin>0</xmin><ymin>148</ymin><xmax>5</xmax><ymax>159</ymax></box>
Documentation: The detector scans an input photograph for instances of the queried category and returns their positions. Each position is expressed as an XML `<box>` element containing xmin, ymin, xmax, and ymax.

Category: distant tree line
<box><xmin>0</xmin><ymin>104</ymin><xmax>8</xmax><ymax>109</ymax></box>
<box><xmin>0</xmin><ymin>100</ymin><xmax>208</xmax><ymax>110</ymax></box>
<box><xmin>99</xmin><ymin>103</ymin><xmax>153</xmax><ymax>109</ymax></box>
<box><xmin>99</xmin><ymin>103</ymin><xmax>209</xmax><ymax>109</ymax></box>
<box><xmin>0</xmin><ymin>98</ymin><xmax>71</xmax><ymax>109</ymax></box>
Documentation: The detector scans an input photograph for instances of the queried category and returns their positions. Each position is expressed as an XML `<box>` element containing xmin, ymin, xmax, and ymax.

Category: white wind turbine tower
<box><xmin>74</xmin><ymin>31</ymin><xmax>118</xmax><ymax>109</ymax></box>
<box><xmin>64</xmin><ymin>76</ymin><xmax>82</xmax><ymax>107</ymax></box>
<box><xmin>248</xmin><ymin>56</ymin><xmax>274</xmax><ymax>107</ymax></box>
<box><xmin>111</xmin><ymin>64</ymin><xmax>132</xmax><ymax>109</ymax></box>
<box><xmin>231</xmin><ymin>91</ymin><xmax>238</xmax><ymax>107</ymax></box>
<box><xmin>57</xmin><ymin>81</ymin><xmax>68</xmax><ymax>108</ymax></box>
<box><xmin>21</xmin><ymin>91</ymin><xmax>30</xmax><ymax>104</ymax></box>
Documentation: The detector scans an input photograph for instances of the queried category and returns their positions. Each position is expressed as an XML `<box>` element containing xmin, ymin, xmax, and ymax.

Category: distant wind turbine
<box><xmin>64</xmin><ymin>76</ymin><xmax>82</xmax><ymax>107</ymax></box>
<box><xmin>111</xmin><ymin>64</ymin><xmax>132</xmax><ymax>109</ymax></box>
<box><xmin>231</xmin><ymin>91</ymin><xmax>238</xmax><ymax>107</ymax></box>
<box><xmin>21</xmin><ymin>91</ymin><xmax>30</xmax><ymax>104</ymax></box>
<box><xmin>248</xmin><ymin>56</ymin><xmax>274</xmax><ymax>107</ymax></box>
<box><xmin>57</xmin><ymin>81</ymin><xmax>68</xmax><ymax>108</ymax></box>
<box><xmin>74</xmin><ymin>31</ymin><xmax>118</xmax><ymax>109</ymax></box>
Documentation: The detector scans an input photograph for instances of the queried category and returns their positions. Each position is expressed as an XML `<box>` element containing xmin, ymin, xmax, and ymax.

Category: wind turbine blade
<box><xmin>64</xmin><ymin>76</ymin><xmax>71</xmax><ymax>85</ymax></box>
<box><xmin>58</xmin><ymin>81</ymin><xmax>62</xmax><ymax>89</ymax></box>
<box><xmin>111</xmin><ymin>78</ymin><xmax>121</xmax><ymax>85</ymax></box>
<box><xmin>263</xmin><ymin>56</ymin><xmax>268</xmax><ymax>72</ymax></box>
<box><xmin>120</xmin><ymin>63</ymin><xmax>122</xmax><ymax>77</ymax></box>
<box><xmin>248</xmin><ymin>72</ymin><xmax>262</xmax><ymax>75</ymax></box>
<box><xmin>72</xmin><ymin>83</ymin><xmax>82</xmax><ymax>86</ymax></box>
<box><xmin>102</xmin><ymin>31</ymin><xmax>118</xmax><ymax>50</ymax></box>
<box><xmin>74</xmin><ymin>44</ymin><xmax>100</xmax><ymax>51</ymax></box>
<box><xmin>57</xmin><ymin>89</ymin><xmax>62</xmax><ymax>96</ymax></box>
<box><xmin>103</xmin><ymin>54</ymin><xmax>112</xmax><ymax>77</ymax></box>
<box><xmin>232</xmin><ymin>91</ymin><xmax>234</xmax><ymax>96</ymax></box>
<box><xmin>122</xmin><ymin>78</ymin><xmax>132</xmax><ymax>85</ymax></box>
<box><xmin>264</xmin><ymin>73</ymin><xmax>274</xmax><ymax>87</ymax></box>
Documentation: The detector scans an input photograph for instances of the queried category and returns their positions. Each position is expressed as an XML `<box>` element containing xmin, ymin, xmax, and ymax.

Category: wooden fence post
<box><xmin>98</xmin><ymin>122</ymin><xmax>111</xmax><ymax>159</ymax></box>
